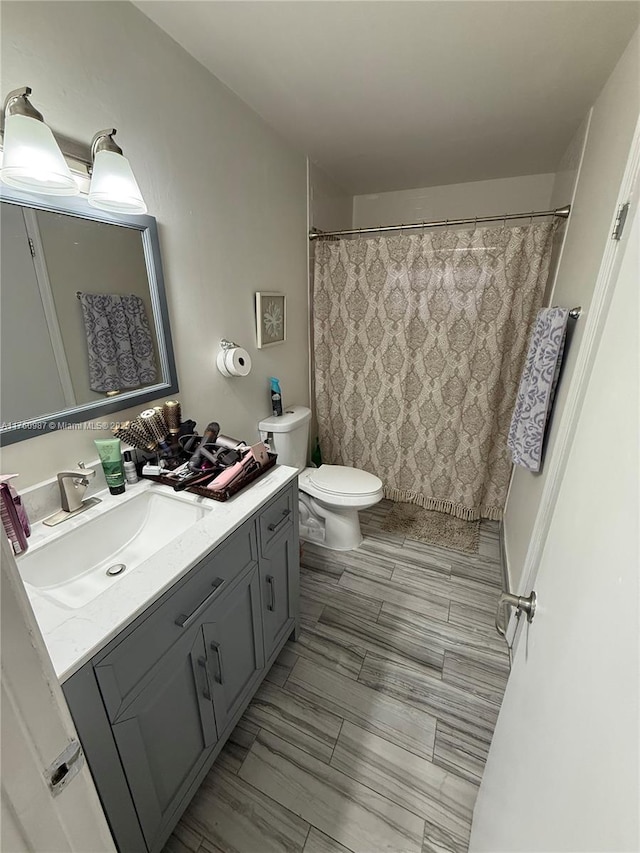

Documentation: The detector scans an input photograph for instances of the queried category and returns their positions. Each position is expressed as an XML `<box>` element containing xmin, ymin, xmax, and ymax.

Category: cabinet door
<box><xmin>107</xmin><ymin>627</ymin><xmax>217</xmax><ymax>851</ymax></box>
<box><xmin>202</xmin><ymin>565</ymin><xmax>265</xmax><ymax>734</ymax></box>
<box><xmin>94</xmin><ymin>523</ymin><xmax>257</xmax><ymax>723</ymax></box>
<box><xmin>260</xmin><ymin>528</ymin><xmax>297</xmax><ymax>661</ymax></box>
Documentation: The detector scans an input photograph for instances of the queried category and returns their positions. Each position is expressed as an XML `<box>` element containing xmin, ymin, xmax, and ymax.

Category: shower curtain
<box><xmin>313</xmin><ymin>222</ymin><xmax>555</xmax><ymax>520</ymax></box>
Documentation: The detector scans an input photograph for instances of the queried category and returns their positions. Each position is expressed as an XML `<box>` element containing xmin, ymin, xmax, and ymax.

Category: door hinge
<box><xmin>28</xmin><ymin>237</ymin><xmax>36</xmax><ymax>258</ymax></box>
<box><xmin>44</xmin><ymin>740</ymin><xmax>84</xmax><ymax>797</ymax></box>
<box><xmin>612</xmin><ymin>202</ymin><xmax>630</xmax><ymax>241</ymax></box>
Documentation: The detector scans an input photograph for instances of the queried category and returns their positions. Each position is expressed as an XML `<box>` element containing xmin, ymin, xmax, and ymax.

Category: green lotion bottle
<box><xmin>94</xmin><ymin>438</ymin><xmax>126</xmax><ymax>495</ymax></box>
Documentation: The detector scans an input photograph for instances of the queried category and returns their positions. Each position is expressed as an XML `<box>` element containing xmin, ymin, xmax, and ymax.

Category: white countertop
<box><xmin>18</xmin><ymin>465</ymin><xmax>298</xmax><ymax>683</ymax></box>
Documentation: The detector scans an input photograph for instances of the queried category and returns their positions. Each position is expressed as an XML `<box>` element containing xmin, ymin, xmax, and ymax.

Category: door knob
<box><xmin>495</xmin><ymin>590</ymin><xmax>536</xmax><ymax>639</ymax></box>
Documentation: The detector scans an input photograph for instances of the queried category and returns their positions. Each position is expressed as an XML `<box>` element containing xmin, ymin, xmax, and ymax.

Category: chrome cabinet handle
<box><xmin>266</xmin><ymin>575</ymin><xmax>276</xmax><ymax>611</ymax></box>
<box><xmin>267</xmin><ymin>508</ymin><xmax>291</xmax><ymax>532</ymax></box>
<box><xmin>210</xmin><ymin>641</ymin><xmax>225</xmax><ymax>685</ymax></box>
<box><xmin>197</xmin><ymin>656</ymin><xmax>212</xmax><ymax>701</ymax></box>
<box><xmin>495</xmin><ymin>590</ymin><xmax>537</xmax><ymax>639</ymax></box>
<box><xmin>175</xmin><ymin>577</ymin><xmax>225</xmax><ymax>628</ymax></box>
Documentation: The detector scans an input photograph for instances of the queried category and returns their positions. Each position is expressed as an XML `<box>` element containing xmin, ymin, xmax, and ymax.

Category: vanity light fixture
<box><xmin>88</xmin><ymin>129</ymin><xmax>147</xmax><ymax>215</ymax></box>
<box><xmin>0</xmin><ymin>86</ymin><xmax>79</xmax><ymax>196</ymax></box>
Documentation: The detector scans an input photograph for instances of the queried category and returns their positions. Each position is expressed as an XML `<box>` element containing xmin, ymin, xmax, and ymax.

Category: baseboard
<box><xmin>498</xmin><ymin>520</ymin><xmax>510</xmax><ymax>594</ymax></box>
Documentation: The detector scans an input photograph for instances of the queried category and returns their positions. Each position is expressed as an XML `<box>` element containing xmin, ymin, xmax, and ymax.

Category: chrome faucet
<box><xmin>44</xmin><ymin>462</ymin><xmax>101</xmax><ymax>527</ymax></box>
<box><xmin>58</xmin><ymin>462</ymin><xmax>96</xmax><ymax>512</ymax></box>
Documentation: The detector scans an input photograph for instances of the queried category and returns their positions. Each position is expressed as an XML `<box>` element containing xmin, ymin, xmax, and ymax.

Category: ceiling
<box><xmin>136</xmin><ymin>1</ymin><xmax>639</xmax><ymax>194</ymax></box>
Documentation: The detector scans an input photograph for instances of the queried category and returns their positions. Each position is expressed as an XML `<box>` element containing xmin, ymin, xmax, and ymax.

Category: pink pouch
<box><xmin>1</xmin><ymin>481</ymin><xmax>29</xmax><ymax>555</ymax></box>
<box><xmin>0</xmin><ymin>475</ymin><xmax>30</xmax><ymax>533</ymax></box>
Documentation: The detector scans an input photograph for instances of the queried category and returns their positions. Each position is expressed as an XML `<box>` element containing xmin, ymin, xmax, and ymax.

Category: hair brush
<box><xmin>163</xmin><ymin>401</ymin><xmax>181</xmax><ymax>437</ymax></box>
<box><xmin>113</xmin><ymin>421</ymin><xmax>157</xmax><ymax>453</ymax></box>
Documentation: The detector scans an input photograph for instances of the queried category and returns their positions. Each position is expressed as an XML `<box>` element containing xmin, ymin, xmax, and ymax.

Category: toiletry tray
<box><xmin>142</xmin><ymin>453</ymin><xmax>278</xmax><ymax>502</ymax></box>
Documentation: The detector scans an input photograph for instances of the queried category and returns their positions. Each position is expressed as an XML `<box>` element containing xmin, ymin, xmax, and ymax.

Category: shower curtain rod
<box><xmin>309</xmin><ymin>204</ymin><xmax>571</xmax><ymax>240</ymax></box>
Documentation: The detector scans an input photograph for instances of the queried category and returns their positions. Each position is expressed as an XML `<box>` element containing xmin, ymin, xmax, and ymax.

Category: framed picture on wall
<box><xmin>255</xmin><ymin>291</ymin><xmax>286</xmax><ymax>348</ymax></box>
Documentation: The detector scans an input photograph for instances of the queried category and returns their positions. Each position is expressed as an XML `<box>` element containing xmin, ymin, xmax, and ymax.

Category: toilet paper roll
<box><xmin>216</xmin><ymin>346</ymin><xmax>252</xmax><ymax>377</ymax></box>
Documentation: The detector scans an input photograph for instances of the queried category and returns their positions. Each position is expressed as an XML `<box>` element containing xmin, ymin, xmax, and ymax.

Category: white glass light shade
<box><xmin>0</xmin><ymin>114</ymin><xmax>79</xmax><ymax>195</ymax></box>
<box><xmin>88</xmin><ymin>149</ymin><xmax>147</xmax><ymax>214</ymax></box>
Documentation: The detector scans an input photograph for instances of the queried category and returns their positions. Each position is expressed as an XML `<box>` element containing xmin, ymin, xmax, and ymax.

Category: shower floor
<box><xmin>164</xmin><ymin>500</ymin><xmax>510</xmax><ymax>853</ymax></box>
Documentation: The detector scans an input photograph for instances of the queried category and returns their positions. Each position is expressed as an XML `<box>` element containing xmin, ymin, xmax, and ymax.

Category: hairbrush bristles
<box><xmin>153</xmin><ymin>406</ymin><xmax>169</xmax><ymax>435</ymax></box>
<box><xmin>113</xmin><ymin>422</ymin><xmax>156</xmax><ymax>452</ymax></box>
<box><xmin>132</xmin><ymin>413</ymin><xmax>156</xmax><ymax>443</ymax></box>
<box><xmin>129</xmin><ymin>417</ymin><xmax>159</xmax><ymax>450</ymax></box>
<box><xmin>140</xmin><ymin>409</ymin><xmax>169</xmax><ymax>444</ymax></box>
<box><xmin>163</xmin><ymin>400</ymin><xmax>181</xmax><ymax>436</ymax></box>
<box><xmin>115</xmin><ymin>420</ymin><xmax>158</xmax><ymax>452</ymax></box>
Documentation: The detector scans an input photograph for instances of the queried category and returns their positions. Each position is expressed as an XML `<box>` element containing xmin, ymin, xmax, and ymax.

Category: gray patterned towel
<box><xmin>79</xmin><ymin>293</ymin><xmax>157</xmax><ymax>393</ymax></box>
<box><xmin>507</xmin><ymin>306</ymin><xmax>569</xmax><ymax>472</ymax></box>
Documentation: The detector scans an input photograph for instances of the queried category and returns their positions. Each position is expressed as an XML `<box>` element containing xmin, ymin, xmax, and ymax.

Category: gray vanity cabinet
<box><xmin>62</xmin><ymin>480</ymin><xmax>299</xmax><ymax>853</ymax></box>
<box><xmin>258</xmin><ymin>486</ymin><xmax>298</xmax><ymax>659</ymax></box>
<box><xmin>101</xmin><ymin>562</ymin><xmax>265</xmax><ymax>851</ymax></box>
<box><xmin>105</xmin><ymin>627</ymin><xmax>216</xmax><ymax>850</ymax></box>
<box><xmin>201</xmin><ymin>565</ymin><xmax>265</xmax><ymax>733</ymax></box>
<box><xmin>260</xmin><ymin>529</ymin><xmax>297</xmax><ymax>660</ymax></box>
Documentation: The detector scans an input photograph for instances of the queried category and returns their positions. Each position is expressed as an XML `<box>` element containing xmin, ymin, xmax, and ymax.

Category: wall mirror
<box><xmin>0</xmin><ymin>187</ymin><xmax>178</xmax><ymax>445</ymax></box>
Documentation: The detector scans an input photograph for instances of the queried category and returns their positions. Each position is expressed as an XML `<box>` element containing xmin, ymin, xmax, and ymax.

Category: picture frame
<box><xmin>255</xmin><ymin>291</ymin><xmax>286</xmax><ymax>348</ymax></box>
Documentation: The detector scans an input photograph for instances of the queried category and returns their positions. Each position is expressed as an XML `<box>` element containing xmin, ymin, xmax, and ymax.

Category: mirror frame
<box><xmin>0</xmin><ymin>186</ymin><xmax>178</xmax><ymax>445</ymax></box>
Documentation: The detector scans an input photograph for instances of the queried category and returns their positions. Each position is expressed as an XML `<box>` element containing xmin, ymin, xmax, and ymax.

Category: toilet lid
<box><xmin>309</xmin><ymin>465</ymin><xmax>382</xmax><ymax>497</ymax></box>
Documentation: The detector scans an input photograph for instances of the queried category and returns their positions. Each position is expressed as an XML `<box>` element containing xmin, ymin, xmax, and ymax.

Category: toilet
<box><xmin>258</xmin><ymin>405</ymin><xmax>383</xmax><ymax>551</ymax></box>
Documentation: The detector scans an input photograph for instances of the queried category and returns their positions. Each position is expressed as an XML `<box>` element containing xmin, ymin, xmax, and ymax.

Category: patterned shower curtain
<box><xmin>313</xmin><ymin>222</ymin><xmax>556</xmax><ymax>520</ymax></box>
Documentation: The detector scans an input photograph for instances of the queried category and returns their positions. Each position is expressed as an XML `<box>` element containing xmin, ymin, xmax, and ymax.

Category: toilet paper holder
<box><xmin>216</xmin><ymin>339</ymin><xmax>252</xmax><ymax>378</ymax></box>
<box><xmin>219</xmin><ymin>338</ymin><xmax>239</xmax><ymax>351</ymax></box>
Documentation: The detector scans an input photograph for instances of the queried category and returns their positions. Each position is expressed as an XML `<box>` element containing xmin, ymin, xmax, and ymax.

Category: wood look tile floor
<box><xmin>164</xmin><ymin>501</ymin><xmax>510</xmax><ymax>853</ymax></box>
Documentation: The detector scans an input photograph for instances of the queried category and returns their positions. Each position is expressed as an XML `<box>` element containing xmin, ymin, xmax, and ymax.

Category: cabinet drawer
<box><xmin>95</xmin><ymin>521</ymin><xmax>257</xmax><ymax>721</ymax></box>
<box><xmin>259</xmin><ymin>487</ymin><xmax>294</xmax><ymax>553</ymax></box>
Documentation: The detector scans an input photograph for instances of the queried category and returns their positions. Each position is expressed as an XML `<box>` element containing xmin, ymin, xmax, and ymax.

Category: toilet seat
<box><xmin>299</xmin><ymin>465</ymin><xmax>384</xmax><ymax>511</ymax></box>
<box><xmin>308</xmin><ymin>465</ymin><xmax>382</xmax><ymax>498</ymax></box>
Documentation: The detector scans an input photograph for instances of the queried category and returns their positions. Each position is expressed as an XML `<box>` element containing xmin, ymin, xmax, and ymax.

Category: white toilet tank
<box><xmin>258</xmin><ymin>405</ymin><xmax>311</xmax><ymax>472</ymax></box>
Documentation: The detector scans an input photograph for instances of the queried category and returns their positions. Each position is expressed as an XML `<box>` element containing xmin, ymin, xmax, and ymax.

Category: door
<box><xmin>260</xmin><ymin>528</ymin><xmax>297</xmax><ymax>660</ymax></box>
<box><xmin>470</xmin><ymin>197</ymin><xmax>639</xmax><ymax>850</ymax></box>
<box><xmin>202</xmin><ymin>564</ymin><xmax>265</xmax><ymax>734</ymax></box>
<box><xmin>0</xmin><ymin>535</ymin><xmax>115</xmax><ymax>852</ymax></box>
<box><xmin>108</xmin><ymin>627</ymin><xmax>217</xmax><ymax>850</ymax></box>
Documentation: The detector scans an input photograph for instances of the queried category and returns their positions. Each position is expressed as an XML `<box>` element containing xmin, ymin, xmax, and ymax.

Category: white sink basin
<box><xmin>18</xmin><ymin>490</ymin><xmax>213</xmax><ymax>610</ymax></box>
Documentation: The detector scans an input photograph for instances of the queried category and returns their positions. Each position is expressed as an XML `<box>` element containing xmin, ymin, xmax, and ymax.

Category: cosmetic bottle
<box><xmin>94</xmin><ymin>438</ymin><xmax>126</xmax><ymax>495</ymax></box>
<box><xmin>123</xmin><ymin>451</ymin><xmax>139</xmax><ymax>484</ymax></box>
<box><xmin>270</xmin><ymin>377</ymin><xmax>283</xmax><ymax>417</ymax></box>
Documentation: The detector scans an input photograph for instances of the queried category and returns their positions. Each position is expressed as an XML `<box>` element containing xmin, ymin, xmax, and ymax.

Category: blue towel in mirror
<box><xmin>79</xmin><ymin>292</ymin><xmax>157</xmax><ymax>393</ymax></box>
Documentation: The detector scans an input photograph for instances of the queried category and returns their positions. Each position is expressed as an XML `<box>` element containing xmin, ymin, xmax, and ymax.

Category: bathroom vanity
<box><xmin>19</xmin><ymin>469</ymin><xmax>299</xmax><ymax>853</ymax></box>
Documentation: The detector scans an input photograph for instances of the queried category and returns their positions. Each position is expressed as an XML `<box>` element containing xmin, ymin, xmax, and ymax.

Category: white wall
<box><xmin>0</xmin><ymin>1</ymin><xmax>308</xmax><ymax>488</ymax></box>
<box><xmin>309</xmin><ymin>162</ymin><xmax>352</xmax><ymax>232</ymax></box>
<box><xmin>352</xmin><ymin>173</ymin><xmax>555</xmax><ymax>228</ymax></box>
<box><xmin>503</xmin><ymin>28</ymin><xmax>640</xmax><ymax>593</ymax></box>
<box><xmin>540</xmin><ymin>113</ymin><xmax>591</xmax><ymax>306</ymax></box>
